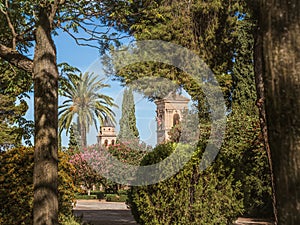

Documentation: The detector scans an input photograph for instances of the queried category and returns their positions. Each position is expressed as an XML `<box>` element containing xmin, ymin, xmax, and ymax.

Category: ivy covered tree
<box><xmin>118</xmin><ymin>87</ymin><xmax>139</xmax><ymax>142</ymax></box>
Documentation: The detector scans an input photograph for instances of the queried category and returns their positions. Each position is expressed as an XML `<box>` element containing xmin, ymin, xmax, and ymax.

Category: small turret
<box><xmin>97</xmin><ymin>116</ymin><xmax>117</xmax><ymax>147</ymax></box>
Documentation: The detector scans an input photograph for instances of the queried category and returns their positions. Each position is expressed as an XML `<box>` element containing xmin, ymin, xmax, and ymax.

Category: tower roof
<box><xmin>164</xmin><ymin>92</ymin><xmax>190</xmax><ymax>101</ymax></box>
<box><xmin>102</xmin><ymin>116</ymin><xmax>115</xmax><ymax>127</ymax></box>
<box><xmin>154</xmin><ymin>92</ymin><xmax>190</xmax><ymax>105</ymax></box>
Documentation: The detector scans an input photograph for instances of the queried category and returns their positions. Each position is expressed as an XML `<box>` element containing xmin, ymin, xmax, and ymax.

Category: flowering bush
<box><xmin>108</xmin><ymin>139</ymin><xmax>151</xmax><ymax>166</ymax></box>
<box><xmin>69</xmin><ymin>142</ymin><xmax>151</xmax><ymax>193</ymax></box>
<box><xmin>69</xmin><ymin>145</ymin><xmax>109</xmax><ymax>193</ymax></box>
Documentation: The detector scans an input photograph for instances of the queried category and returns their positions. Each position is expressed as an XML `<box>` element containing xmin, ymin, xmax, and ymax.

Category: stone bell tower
<box><xmin>97</xmin><ymin>116</ymin><xmax>117</xmax><ymax>147</ymax></box>
<box><xmin>155</xmin><ymin>92</ymin><xmax>190</xmax><ymax>144</ymax></box>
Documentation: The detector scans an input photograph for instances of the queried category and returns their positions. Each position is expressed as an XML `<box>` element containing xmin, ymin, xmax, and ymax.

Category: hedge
<box><xmin>128</xmin><ymin>143</ymin><xmax>244</xmax><ymax>225</ymax></box>
<box><xmin>105</xmin><ymin>194</ymin><xmax>128</xmax><ymax>202</ymax></box>
<box><xmin>75</xmin><ymin>194</ymin><xmax>98</xmax><ymax>200</ymax></box>
<box><xmin>75</xmin><ymin>192</ymin><xmax>128</xmax><ymax>202</ymax></box>
<box><xmin>0</xmin><ymin>147</ymin><xmax>78</xmax><ymax>224</ymax></box>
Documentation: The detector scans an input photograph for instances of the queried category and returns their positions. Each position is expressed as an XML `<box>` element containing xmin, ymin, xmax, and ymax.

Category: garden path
<box><xmin>73</xmin><ymin>200</ymin><xmax>138</xmax><ymax>225</ymax></box>
<box><xmin>73</xmin><ymin>200</ymin><xmax>274</xmax><ymax>225</ymax></box>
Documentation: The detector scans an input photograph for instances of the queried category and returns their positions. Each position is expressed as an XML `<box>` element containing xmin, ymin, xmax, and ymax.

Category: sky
<box><xmin>24</xmin><ymin>30</ymin><xmax>158</xmax><ymax>147</ymax></box>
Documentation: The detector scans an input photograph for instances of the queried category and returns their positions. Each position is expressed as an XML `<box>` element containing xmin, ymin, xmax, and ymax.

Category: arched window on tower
<box><xmin>173</xmin><ymin>113</ymin><xmax>180</xmax><ymax>126</ymax></box>
<box><xmin>156</xmin><ymin>114</ymin><xmax>163</xmax><ymax>130</ymax></box>
<box><xmin>111</xmin><ymin>139</ymin><xmax>115</xmax><ymax>146</ymax></box>
<box><xmin>104</xmin><ymin>139</ymin><xmax>108</xmax><ymax>147</ymax></box>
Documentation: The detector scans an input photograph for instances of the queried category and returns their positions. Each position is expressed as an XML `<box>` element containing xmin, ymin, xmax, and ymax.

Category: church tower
<box><xmin>155</xmin><ymin>92</ymin><xmax>190</xmax><ymax>144</ymax></box>
<box><xmin>97</xmin><ymin>116</ymin><xmax>117</xmax><ymax>147</ymax></box>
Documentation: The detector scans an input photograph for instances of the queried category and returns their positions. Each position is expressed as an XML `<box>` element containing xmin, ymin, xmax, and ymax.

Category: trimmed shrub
<box><xmin>0</xmin><ymin>147</ymin><xmax>78</xmax><ymax>224</ymax></box>
<box><xmin>75</xmin><ymin>194</ymin><xmax>98</xmax><ymax>200</ymax></box>
<box><xmin>129</xmin><ymin>143</ymin><xmax>244</xmax><ymax>225</ymax></box>
<box><xmin>90</xmin><ymin>191</ymin><xmax>105</xmax><ymax>199</ymax></box>
<box><xmin>105</xmin><ymin>194</ymin><xmax>128</xmax><ymax>202</ymax></box>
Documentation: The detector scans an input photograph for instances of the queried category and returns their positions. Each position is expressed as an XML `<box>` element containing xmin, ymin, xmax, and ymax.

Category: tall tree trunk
<box><xmin>254</xmin><ymin>19</ymin><xmax>277</xmax><ymax>223</ymax></box>
<box><xmin>33</xmin><ymin>8</ymin><xmax>59</xmax><ymax>225</ymax></box>
<box><xmin>258</xmin><ymin>1</ymin><xmax>300</xmax><ymax>224</ymax></box>
<box><xmin>80</xmin><ymin>123</ymin><xmax>87</xmax><ymax>148</ymax></box>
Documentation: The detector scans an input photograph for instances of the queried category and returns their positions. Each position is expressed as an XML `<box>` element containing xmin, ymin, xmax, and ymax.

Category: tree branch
<box><xmin>0</xmin><ymin>44</ymin><xmax>33</xmax><ymax>73</ymax></box>
<box><xmin>49</xmin><ymin>1</ymin><xmax>60</xmax><ymax>27</ymax></box>
<box><xmin>0</xmin><ymin>0</ymin><xmax>17</xmax><ymax>49</ymax></box>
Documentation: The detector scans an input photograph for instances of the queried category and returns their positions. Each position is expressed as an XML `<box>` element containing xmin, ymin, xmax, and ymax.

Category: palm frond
<box><xmin>58</xmin><ymin>72</ymin><xmax>116</xmax><ymax>147</ymax></box>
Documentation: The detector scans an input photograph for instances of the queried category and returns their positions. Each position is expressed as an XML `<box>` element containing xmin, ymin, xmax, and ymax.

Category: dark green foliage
<box><xmin>75</xmin><ymin>192</ymin><xmax>127</xmax><ymax>202</ymax></box>
<box><xmin>219</xmin><ymin>112</ymin><xmax>272</xmax><ymax>217</ymax></box>
<box><xmin>0</xmin><ymin>16</ymin><xmax>33</xmax><ymax>150</ymax></box>
<box><xmin>129</xmin><ymin>143</ymin><xmax>244</xmax><ymax>225</ymax></box>
<box><xmin>0</xmin><ymin>60</ymin><xmax>33</xmax><ymax>150</ymax></box>
<box><xmin>91</xmin><ymin>191</ymin><xmax>105</xmax><ymax>199</ymax></box>
<box><xmin>118</xmin><ymin>88</ymin><xmax>139</xmax><ymax>142</ymax></box>
<box><xmin>68</xmin><ymin>123</ymin><xmax>81</xmax><ymax>154</ymax></box>
<box><xmin>168</xmin><ymin>123</ymin><xmax>182</xmax><ymax>143</ymax></box>
<box><xmin>0</xmin><ymin>147</ymin><xmax>78</xmax><ymax>224</ymax></box>
<box><xmin>228</xmin><ymin>7</ymin><xmax>272</xmax><ymax>217</ymax></box>
<box><xmin>112</xmin><ymin>0</ymin><xmax>272</xmax><ymax>219</ymax></box>
<box><xmin>129</xmin><ymin>109</ymin><xmax>272</xmax><ymax>223</ymax></box>
<box><xmin>104</xmin><ymin>0</ymin><xmax>240</xmax><ymax>110</ymax></box>
<box><xmin>231</xmin><ymin>12</ymin><xmax>257</xmax><ymax>112</ymax></box>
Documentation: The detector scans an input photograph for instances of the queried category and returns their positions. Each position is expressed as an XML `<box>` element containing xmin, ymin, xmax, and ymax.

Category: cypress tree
<box><xmin>67</xmin><ymin>123</ymin><xmax>80</xmax><ymax>154</ymax></box>
<box><xmin>118</xmin><ymin>88</ymin><xmax>139</xmax><ymax>142</ymax></box>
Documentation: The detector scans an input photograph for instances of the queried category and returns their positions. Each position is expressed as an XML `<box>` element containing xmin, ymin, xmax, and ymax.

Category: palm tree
<box><xmin>59</xmin><ymin>72</ymin><xmax>116</xmax><ymax>148</ymax></box>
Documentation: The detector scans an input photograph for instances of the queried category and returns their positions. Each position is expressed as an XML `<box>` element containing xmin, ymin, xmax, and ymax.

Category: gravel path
<box><xmin>73</xmin><ymin>200</ymin><xmax>138</xmax><ymax>225</ymax></box>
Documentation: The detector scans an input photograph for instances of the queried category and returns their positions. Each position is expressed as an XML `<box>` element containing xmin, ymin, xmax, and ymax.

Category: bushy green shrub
<box><xmin>60</xmin><ymin>214</ymin><xmax>89</xmax><ymax>225</ymax></box>
<box><xmin>220</xmin><ymin>112</ymin><xmax>272</xmax><ymax>217</ymax></box>
<box><xmin>129</xmin><ymin>143</ymin><xmax>244</xmax><ymax>225</ymax></box>
<box><xmin>0</xmin><ymin>147</ymin><xmax>78</xmax><ymax>224</ymax></box>
<box><xmin>129</xmin><ymin>111</ymin><xmax>272</xmax><ymax>225</ymax></box>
